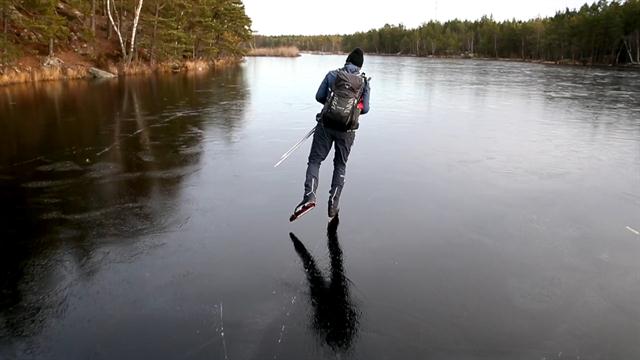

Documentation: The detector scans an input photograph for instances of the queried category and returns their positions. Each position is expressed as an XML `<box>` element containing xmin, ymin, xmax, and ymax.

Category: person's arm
<box><xmin>315</xmin><ymin>72</ymin><xmax>332</xmax><ymax>104</ymax></box>
<box><xmin>360</xmin><ymin>81</ymin><xmax>370</xmax><ymax>115</ymax></box>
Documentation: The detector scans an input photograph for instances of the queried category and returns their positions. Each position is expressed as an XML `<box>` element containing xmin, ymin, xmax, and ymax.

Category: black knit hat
<box><xmin>346</xmin><ymin>48</ymin><xmax>364</xmax><ymax>68</ymax></box>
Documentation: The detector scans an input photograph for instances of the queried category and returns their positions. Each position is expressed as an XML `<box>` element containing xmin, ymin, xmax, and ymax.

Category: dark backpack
<box><xmin>321</xmin><ymin>69</ymin><xmax>365</xmax><ymax>131</ymax></box>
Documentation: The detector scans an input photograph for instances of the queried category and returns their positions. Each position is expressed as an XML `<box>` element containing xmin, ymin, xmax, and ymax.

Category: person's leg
<box><xmin>328</xmin><ymin>129</ymin><xmax>356</xmax><ymax>217</ymax></box>
<box><xmin>302</xmin><ymin>124</ymin><xmax>333</xmax><ymax>204</ymax></box>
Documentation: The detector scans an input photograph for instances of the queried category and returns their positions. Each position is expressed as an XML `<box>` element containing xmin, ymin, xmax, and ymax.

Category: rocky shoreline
<box><xmin>0</xmin><ymin>57</ymin><xmax>241</xmax><ymax>87</ymax></box>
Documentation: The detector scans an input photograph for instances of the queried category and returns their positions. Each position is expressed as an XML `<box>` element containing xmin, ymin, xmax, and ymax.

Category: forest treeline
<box><xmin>0</xmin><ymin>0</ymin><xmax>252</xmax><ymax>66</ymax></box>
<box><xmin>254</xmin><ymin>0</ymin><xmax>640</xmax><ymax>65</ymax></box>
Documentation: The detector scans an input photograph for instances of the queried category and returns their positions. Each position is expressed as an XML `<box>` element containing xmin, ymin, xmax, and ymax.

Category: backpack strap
<box><xmin>329</xmin><ymin>68</ymin><xmax>342</xmax><ymax>93</ymax></box>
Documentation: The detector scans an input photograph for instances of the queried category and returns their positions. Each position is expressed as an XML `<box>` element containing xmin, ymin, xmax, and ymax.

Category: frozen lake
<box><xmin>1</xmin><ymin>55</ymin><xmax>640</xmax><ymax>359</ymax></box>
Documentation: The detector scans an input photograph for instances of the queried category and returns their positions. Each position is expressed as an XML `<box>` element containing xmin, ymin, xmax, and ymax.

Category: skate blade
<box><xmin>289</xmin><ymin>203</ymin><xmax>316</xmax><ymax>222</ymax></box>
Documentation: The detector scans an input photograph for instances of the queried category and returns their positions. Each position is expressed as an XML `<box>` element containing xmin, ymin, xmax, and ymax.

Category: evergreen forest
<box><xmin>254</xmin><ymin>0</ymin><xmax>640</xmax><ymax>65</ymax></box>
<box><xmin>0</xmin><ymin>0</ymin><xmax>252</xmax><ymax>65</ymax></box>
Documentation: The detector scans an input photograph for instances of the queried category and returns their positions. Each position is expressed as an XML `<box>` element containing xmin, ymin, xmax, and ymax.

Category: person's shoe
<box><xmin>290</xmin><ymin>194</ymin><xmax>316</xmax><ymax>222</ymax></box>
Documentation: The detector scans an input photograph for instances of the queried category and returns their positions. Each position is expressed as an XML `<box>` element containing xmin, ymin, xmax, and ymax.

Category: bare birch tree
<box><xmin>127</xmin><ymin>0</ymin><xmax>143</xmax><ymax>63</ymax></box>
<box><xmin>106</xmin><ymin>0</ymin><xmax>144</xmax><ymax>64</ymax></box>
<box><xmin>106</xmin><ymin>0</ymin><xmax>126</xmax><ymax>59</ymax></box>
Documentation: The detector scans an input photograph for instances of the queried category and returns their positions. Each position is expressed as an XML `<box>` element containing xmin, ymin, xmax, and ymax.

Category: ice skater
<box><xmin>290</xmin><ymin>48</ymin><xmax>371</xmax><ymax>221</ymax></box>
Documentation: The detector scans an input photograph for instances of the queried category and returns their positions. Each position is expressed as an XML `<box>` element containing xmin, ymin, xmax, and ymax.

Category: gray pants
<box><xmin>304</xmin><ymin>123</ymin><xmax>356</xmax><ymax>202</ymax></box>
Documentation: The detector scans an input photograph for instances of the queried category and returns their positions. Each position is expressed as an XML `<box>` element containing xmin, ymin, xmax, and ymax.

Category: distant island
<box><xmin>252</xmin><ymin>0</ymin><xmax>640</xmax><ymax>67</ymax></box>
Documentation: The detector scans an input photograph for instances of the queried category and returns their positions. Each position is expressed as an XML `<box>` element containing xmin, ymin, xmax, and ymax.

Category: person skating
<box><xmin>291</xmin><ymin>48</ymin><xmax>371</xmax><ymax>221</ymax></box>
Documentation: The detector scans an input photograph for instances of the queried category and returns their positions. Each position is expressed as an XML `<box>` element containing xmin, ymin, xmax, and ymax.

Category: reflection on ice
<box><xmin>0</xmin><ymin>67</ymin><xmax>250</xmax><ymax>348</ymax></box>
<box><xmin>290</xmin><ymin>217</ymin><xmax>360</xmax><ymax>354</ymax></box>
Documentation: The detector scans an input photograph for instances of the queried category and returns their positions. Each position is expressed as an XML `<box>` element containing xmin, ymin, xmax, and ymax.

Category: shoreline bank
<box><xmin>246</xmin><ymin>46</ymin><xmax>300</xmax><ymax>57</ymax></box>
<box><xmin>3</xmin><ymin>51</ymin><xmax>637</xmax><ymax>88</ymax></box>
<box><xmin>298</xmin><ymin>51</ymin><xmax>640</xmax><ymax>69</ymax></box>
<box><xmin>0</xmin><ymin>58</ymin><xmax>241</xmax><ymax>87</ymax></box>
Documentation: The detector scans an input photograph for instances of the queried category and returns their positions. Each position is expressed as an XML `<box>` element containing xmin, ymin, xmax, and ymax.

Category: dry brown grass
<box><xmin>107</xmin><ymin>63</ymin><xmax>120</xmax><ymax>75</ymax></box>
<box><xmin>122</xmin><ymin>62</ymin><xmax>155</xmax><ymax>75</ymax></box>
<box><xmin>0</xmin><ymin>57</ymin><xmax>241</xmax><ymax>86</ymax></box>
<box><xmin>0</xmin><ymin>66</ymin><xmax>90</xmax><ymax>86</ymax></box>
<box><xmin>0</xmin><ymin>70</ymin><xmax>30</xmax><ymax>86</ymax></box>
<box><xmin>116</xmin><ymin>59</ymin><xmax>238</xmax><ymax>75</ymax></box>
<box><xmin>155</xmin><ymin>58</ymin><xmax>239</xmax><ymax>73</ymax></box>
<box><xmin>248</xmin><ymin>46</ymin><xmax>300</xmax><ymax>57</ymax></box>
<box><xmin>65</xmin><ymin>67</ymin><xmax>89</xmax><ymax>79</ymax></box>
<box><xmin>183</xmin><ymin>60</ymin><xmax>210</xmax><ymax>71</ymax></box>
<box><xmin>31</xmin><ymin>67</ymin><xmax>63</xmax><ymax>82</ymax></box>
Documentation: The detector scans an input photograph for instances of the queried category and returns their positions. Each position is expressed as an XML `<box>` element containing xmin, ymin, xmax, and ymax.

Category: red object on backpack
<box><xmin>357</xmin><ymin>101</ymin><xmax>364</xmax><ymax>111</ymax></box>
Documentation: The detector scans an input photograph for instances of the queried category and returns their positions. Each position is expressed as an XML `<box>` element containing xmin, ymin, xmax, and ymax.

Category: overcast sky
<box><xmin>243</xmin><ymin>0</ymin><xmax>591</xmax><ymax>35</ymax></box>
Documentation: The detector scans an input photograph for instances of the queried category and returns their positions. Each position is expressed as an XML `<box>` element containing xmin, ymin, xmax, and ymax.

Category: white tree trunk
<box><xmin>127</xmin><ymin>0</ymin><xmax>144</xmax><ymax>64</ymax></box>
<box><xmin>636</xmin><ymin>30</ymin><xmax>639</xmax><ymax>64</ymax></box>
<box><xmin>624</xmin><ymin>39</ymin><xmax>634</xmax><ymax>64</ymax></box>
<box><xmin>106</xmin><ymin>0</ymin><xmax>127</xmax><ymax>61</ymax></box>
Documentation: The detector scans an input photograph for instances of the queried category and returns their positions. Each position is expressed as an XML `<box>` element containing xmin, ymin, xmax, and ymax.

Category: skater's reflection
<box><xmin>289</xmin><ymin>217</ymin><xmax>360</xmax><ymax>352</ymax></box>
